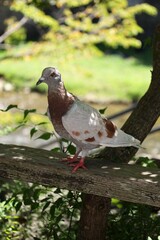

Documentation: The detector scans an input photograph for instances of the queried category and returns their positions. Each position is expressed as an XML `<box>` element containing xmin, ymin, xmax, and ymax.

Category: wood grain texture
<box><xmin>0</xmin><ymin>143</ymin><xmax>160</xmax><ymax>207</ymax></box>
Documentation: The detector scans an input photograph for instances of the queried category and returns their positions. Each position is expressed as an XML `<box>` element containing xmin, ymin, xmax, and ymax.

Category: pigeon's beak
<box><xmin>36</xmin><ymin>77</ymin><xmax>45</xmax><ymax>86</ymax></box>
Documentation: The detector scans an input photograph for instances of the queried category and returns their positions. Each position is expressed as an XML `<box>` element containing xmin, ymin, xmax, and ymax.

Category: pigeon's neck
<box><xmin>48</xmin><ymin>81</ymin><xmax>66</xmax><ymax>95</ymax></box>
<box><xmin>48</xmin><ymin>82</ymin><xmax>75</xmax><ymax>121</ymax></box>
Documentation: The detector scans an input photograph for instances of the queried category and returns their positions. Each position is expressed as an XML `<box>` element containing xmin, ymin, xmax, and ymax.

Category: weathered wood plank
<box><xmin>0</xmin><ymin>143</ymin><xmax>160</xmax><ymax>207</ymax></box>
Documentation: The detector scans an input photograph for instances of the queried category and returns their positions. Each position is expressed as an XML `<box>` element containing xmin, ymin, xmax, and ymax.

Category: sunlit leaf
<box><xmin>37</xmin><ymin>122</ymin><xmax>48</xmax><ymax>126</ymax></box>
<box><xmin>23</xmin><ymin>109</ymin><xmax>36</xmax><ymax>120</ymax></box>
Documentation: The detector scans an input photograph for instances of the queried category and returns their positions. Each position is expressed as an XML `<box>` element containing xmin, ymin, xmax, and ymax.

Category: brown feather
<box><xmin>103</xmin><ymin>118</ymin><xmax>116</xmax><ymax>138</ymax></box>
<box><xmin>48</xmin><ymin>86</ymin><xmax>75</xmax><ymax>138</ymax></box>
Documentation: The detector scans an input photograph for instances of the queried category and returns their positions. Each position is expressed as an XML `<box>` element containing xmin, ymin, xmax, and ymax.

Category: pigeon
<box><xmin>36</xmin><ymin>67</ymin><xmax>140</xmax><ymax>172</ymax></box>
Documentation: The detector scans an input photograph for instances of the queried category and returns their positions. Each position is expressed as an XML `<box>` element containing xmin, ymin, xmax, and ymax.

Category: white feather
<box><xmin>62</xmin><ymin>100</ymin><xmax>103</xmax><ymax>140</ymax></box>
<box><xmin>62</xmin><ymin>100</ymin><xmax>140</xmax><ymax>148</ymax></box>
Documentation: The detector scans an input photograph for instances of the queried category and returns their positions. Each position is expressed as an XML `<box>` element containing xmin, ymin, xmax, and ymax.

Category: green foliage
<box><xmin>0</xmin><ymin>105</ymin><xmax>50</xmax><ymax>137</ymax></box>
<box><xmin>6</xmin><ymin>27</ymin><xmax>26</xmax><ymax>45</ymax></box>
<box><xmin>0</xmin><ymin>182</ymin><xmax>81</xmax><ymax>239</ymax></box>
<box><xmin>11</xmin><ymin>1</ymin><xmax>58</xmax><ymax>29</ymax></box>
<box><xmin>8</xmin><ymin>0</ymin><xmax>157</xmax><ymax>49</ymax></box>
<box><xmin>0</xmin><ymin>44</ymin><xmax>152</xmax><ymax>101</ymax></box>
<box><xmin>109</xmin><ymin>200</ymin><xmax>160</xmax><ymax>240</ymax></box>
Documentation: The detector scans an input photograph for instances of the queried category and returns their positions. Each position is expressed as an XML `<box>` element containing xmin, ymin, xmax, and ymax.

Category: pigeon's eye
<box><xmin>50</xmin><ymin>72</ymin><xmax>56</xmax><ymax>77</ymax></box>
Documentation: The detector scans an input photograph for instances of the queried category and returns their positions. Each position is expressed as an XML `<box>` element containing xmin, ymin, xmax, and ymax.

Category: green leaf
<box><xmin>99</xmin><ymin>107</ymin><xmax>107</xmax><ymax>114</ymax></box>
<box><xmin>30</xmin><ymin>127</ymin><xmax>38</xmax><ymax>138</ymax></box>
<box><xmin>31</xmin><ymin>202</ymin><xmax>39</xmax><ymax>211</ymax></box>
<box><xmin>33</xmin><ymin>188</ymin><xmax>41</xmax><ymax>201</ymax></box>
<box><xmin>42</xmin><ymin>201</ymin><xmax>51</xmax><ymax>212</ymax></box>
<box><xmin>41</xmin><ymin>197</ymin><xmax>50</xmax><ymax>202</ymax></box>
<box><xmin>54</xmin><ymin>188</ymin><xmax>61</xmax><ymax>194</ymax></box>
<box><xmin>67</xmin><ymin>144</ymin><xmax>76</xmax><ymax>155</ymax></box>
<box><xmin>51</xmin><ymin>147</ymin><xmax>61</xmax><ymax>153</ymax></box>
<box><xmin>50</xmin><ymin>205</ymin><xmax>55</xmax><ymax>218</ymax></box>
<box><xmin>23</xmin><ymin>197</ymin><xmax>33</xmax><ymax>206</ymax></box>
<box><xmin>23</xmin><ymin>109</ymin><xmax>36</xmax><ymax>120</ymax></box>
<box><xmin>0</xmin><ymin>104</ymin><xmax>18</xmax><ymax>112</ymax></box>
<box><xmin>67</xmin><ymin>190</ymin><xmax>74</xmax><ymax>199</ymax></box>
<box><xmin>15</xmin><ymin>202</ymin><xmax>22</xmax><ymax>212</ymax></box>
<box><xmin>37</xmin><ymin>121</ymin><xmax>48</xmax><ymax>126</ymax></box>
<box><xmin>37</xmin><ymin>132</ymin><xmax>52</xmax><ymax>140</ymax></box>
<box><xmin>54</xmin><ymin>198</ymin><xmax>63</xmax><ymax>208</ymax></box>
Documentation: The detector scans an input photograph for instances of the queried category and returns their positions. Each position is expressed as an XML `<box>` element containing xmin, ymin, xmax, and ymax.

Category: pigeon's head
<box><xmin>36</xmin><ymin>67</ymin><xmax>62</xmax><ymax>88</ymax></box>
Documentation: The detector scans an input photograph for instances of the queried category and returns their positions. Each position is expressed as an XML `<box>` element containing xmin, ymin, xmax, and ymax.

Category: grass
<box><xmin>0</xmin><ymin>43</ymin><xmax>152</xmax><ymax>101</ymax></box>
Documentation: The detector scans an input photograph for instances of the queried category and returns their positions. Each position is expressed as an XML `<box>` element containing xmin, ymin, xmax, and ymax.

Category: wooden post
<box><xmin>77</xmin><ymin>25</ymin><xmax>160</xmax><ymax>240</ymax></box>
<box><xmin>77</xmin><ymin>194</ymin><xmax>111</xmax><ymax>240</ymax></box>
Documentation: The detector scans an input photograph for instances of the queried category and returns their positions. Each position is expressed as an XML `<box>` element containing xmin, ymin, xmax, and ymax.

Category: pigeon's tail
<box><xmin>104</xmin><ymin>129</ymin><xmax>141</xmax><ymax>148</ymax></box>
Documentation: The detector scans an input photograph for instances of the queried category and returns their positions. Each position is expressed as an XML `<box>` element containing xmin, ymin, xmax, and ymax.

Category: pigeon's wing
<box><xmin>62</xmin><ymin>100</ymin><xmax>116</xmax><ymax>145</ymax></box>
<box><xmin>62</xmin><ymin>100</ymin><xmax>140</xmax><ymax>148</ymax></box>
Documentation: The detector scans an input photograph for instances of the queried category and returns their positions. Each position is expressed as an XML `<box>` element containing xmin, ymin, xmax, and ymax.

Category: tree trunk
<box><xmin>77</xmin><ymin>25</ymin><xmax>160</xmax><ymax>240</ymax></box>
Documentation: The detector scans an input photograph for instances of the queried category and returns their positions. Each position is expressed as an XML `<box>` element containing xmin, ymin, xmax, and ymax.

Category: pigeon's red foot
<box><xmin>62</xmin><ymin>150</ymin><xmax>81</xmax><ymax>163</ymax></box>
<box><xmin>69</xmin><ymin>158</ymin><xmax>87</xmax><ymax>173</ymax></box>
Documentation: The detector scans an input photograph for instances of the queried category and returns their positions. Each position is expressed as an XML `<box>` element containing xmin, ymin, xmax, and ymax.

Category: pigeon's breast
<box><xmin>48</xmin><ymin>91</ymin><xmax>74</xmax><ymax>139</ymax></box>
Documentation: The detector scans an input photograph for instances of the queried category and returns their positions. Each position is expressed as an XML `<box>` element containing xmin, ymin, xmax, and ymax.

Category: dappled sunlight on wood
<box><xmin>1</xmin><ymin>143</ymin><xmax>160</xmax><ymax>207</ymax></box>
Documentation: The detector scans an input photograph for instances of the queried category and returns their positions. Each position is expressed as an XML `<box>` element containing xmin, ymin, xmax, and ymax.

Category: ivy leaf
<box><xmin>99</xmin><ymin>107</ymin><xmax>107</xmax><ymax>114</ymax></box>
<box><xmin>23</xmin><ymin>109</ymin><xmax>36</xmax><ymax>120</ymax></box>
<box><xmin>0</xmin><ymin>104</ymin><xmax>18</xmax><ymax>112</ymax></box>
<box><xmin>37</xmin><ymin>132</ymin><xmax>52</xmax><ymax>140</ymax></box>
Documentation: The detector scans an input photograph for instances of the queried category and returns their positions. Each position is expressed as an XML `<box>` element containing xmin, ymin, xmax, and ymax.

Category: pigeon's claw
<box><xmin>70</xmin><ymin>158</ymin><xmax>87</xmax><ymax>173</ymax></box>
<box><xmin>62</xmin><ymin>150</ymin><xmax>81</xmax><ymax>163</ymax></box>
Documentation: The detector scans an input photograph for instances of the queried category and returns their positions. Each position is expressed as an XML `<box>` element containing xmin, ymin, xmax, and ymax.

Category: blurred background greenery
<box><xmin>0</xmin><ymin>0</ymin><xmax>158</xmax><ymax>100</ymax></box>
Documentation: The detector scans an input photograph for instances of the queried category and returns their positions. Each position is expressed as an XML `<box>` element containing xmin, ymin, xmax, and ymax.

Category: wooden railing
<box><xmin>0</xmin><ymin>143</ymin><xmax>160</xmax><ymax>208</ymax></box>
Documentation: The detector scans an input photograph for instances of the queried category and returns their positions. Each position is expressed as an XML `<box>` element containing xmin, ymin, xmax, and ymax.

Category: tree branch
<box><xmin>99</xmin><ymin>25</ymin><xmax>160</xmax><ymax>163</ymax></box>
<box><xmin>0</xmin><ymin>16</ymin><xmax>28</xmax><ymax>43</ymax></box>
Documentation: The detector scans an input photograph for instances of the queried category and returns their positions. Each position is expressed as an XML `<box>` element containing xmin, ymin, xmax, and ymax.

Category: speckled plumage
<box><xmin>36</xmin><ymin>67</ymin><xmax>141</xmax><ymax>172</ymax></box>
